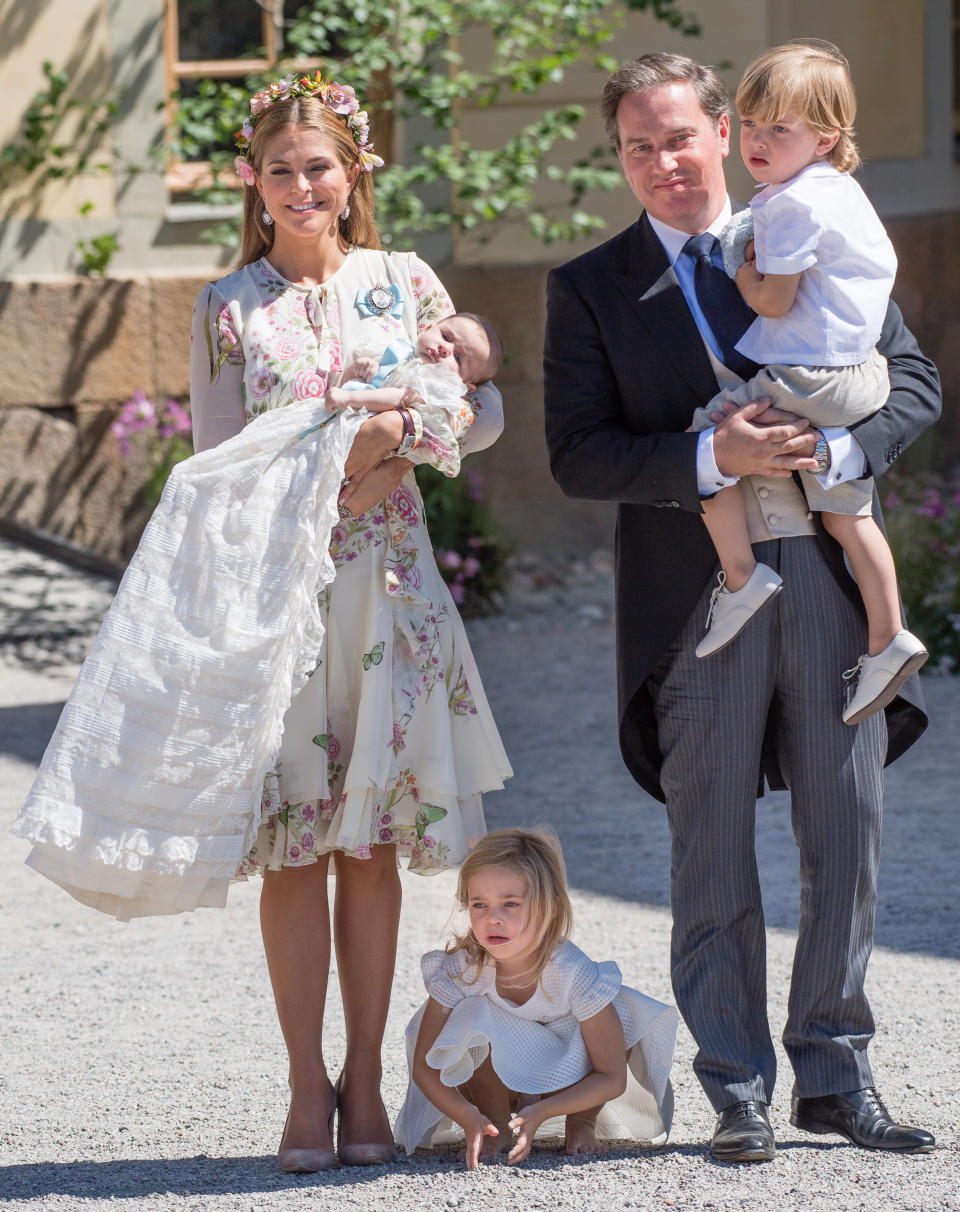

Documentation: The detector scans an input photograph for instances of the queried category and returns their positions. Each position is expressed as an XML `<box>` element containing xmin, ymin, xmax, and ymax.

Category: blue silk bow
<box><xmin>355</xmin><ymin>282</ymin><xmax>404</xmax><ymax>318</ymax></box>
<box><xmin>342</xmin><ymin>338</ymin><xmax>415</xmax><ymax>391</ymax></box>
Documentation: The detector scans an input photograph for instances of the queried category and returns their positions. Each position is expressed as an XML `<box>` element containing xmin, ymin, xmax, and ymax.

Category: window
<box><xmin>163</xmin><ymin>0</ymin><xmax>323</xmax><ymax>192</ymax></box>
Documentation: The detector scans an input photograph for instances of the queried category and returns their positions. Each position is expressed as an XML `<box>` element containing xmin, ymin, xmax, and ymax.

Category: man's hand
<box><xmin>712</xmin><ymin>397</ymin><xmax>819</xmax><ymax>478</ymax></box>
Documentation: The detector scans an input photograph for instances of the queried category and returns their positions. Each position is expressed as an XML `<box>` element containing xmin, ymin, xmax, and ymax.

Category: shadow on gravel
<box><xmin>469</xmin><ymin>622</ymin><xmax>960</xmax><ymax>964</ymax></box>
<box><xmin>0</xmin><ymin>1142</ymin><xmax>724</xmax><ymax>1199</ymax></box>
<box><xmin>0</xmin><ymin>1155</ymin><xmax>387</xmax><ymax>1200</ymax></box>
<box><xmin>0</xmin><ymin>700</ymin><xmax>65</xmax><ymax>764</ymax></box>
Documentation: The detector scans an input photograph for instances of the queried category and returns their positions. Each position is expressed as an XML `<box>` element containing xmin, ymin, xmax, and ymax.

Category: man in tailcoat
<box><xmin>543</xmin><ymin>52</ymin><xmax>938</xmax><ymax>1161</ymax></box>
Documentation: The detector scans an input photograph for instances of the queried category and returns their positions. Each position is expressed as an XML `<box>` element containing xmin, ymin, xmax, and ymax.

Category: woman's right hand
<box><xmin>342</xmin><ymin>411</ymin><xmax>404</xmax><ymax>481</ymax></box>
<box><xmin>338</xmin><ymin>457</ymin><xmax>413</xmax><ymax>516</ymax></box>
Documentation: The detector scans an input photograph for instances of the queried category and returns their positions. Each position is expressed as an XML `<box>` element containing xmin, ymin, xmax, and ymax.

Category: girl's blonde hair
<box><xmin>236</xmin><ymin>95</ymin><xmax>380</xmax><ymax>269</ymax></box>
<box><xmin>736</xmin><ymin>39</ymin><xmax>860</xmax><ymax>173</ymax></box>
<box><xmin>448</xmin><ymin>828</ymin><xmax>573</xmax><ymax>987</ymax></box>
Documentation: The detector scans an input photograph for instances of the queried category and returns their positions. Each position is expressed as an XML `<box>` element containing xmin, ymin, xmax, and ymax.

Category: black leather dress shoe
<box><xmin>710</xmin><ymin>1100</ymin><xmax>775</xmax><ymax>1162</ymax></box>
<box><xmin>791</xmin><ymin>1088</ymin><xmax>935</xmax><ymax>1152</ymax></box>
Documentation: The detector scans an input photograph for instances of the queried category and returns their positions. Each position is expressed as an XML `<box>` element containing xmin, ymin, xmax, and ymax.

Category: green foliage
<box><xmin>3</xmin><ymin>61</ymin><xmax>142</xmax><ymax>273</ymax></box>
<box><xmin>75</xmin><ymin>203</ymin><xmax>121</xmax><ymax>276</ymax></box>
<box><xmin>1</xmin><ymin>60</ymin><xmax>118</xmax><ymax>182</ymax></box>
<box><xmin>883</xmin><ymin>470</ymin><xmax>960</xmax><ymax>672</ymax></box>
<box><xmin>415</xmin><ymin>464</ymin><xmax>511</xmax><ymax>616</ymax></box>
<box><xmin>167</xmin><ymin>0</ymin><xmax>699</xmax><ymax>249</ymax></box>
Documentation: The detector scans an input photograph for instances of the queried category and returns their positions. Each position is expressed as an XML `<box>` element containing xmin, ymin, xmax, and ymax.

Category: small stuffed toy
<box><xmin>718</xmin><ymin>209</ymin><xmax>754</xmax><ymax>279</ymax></box>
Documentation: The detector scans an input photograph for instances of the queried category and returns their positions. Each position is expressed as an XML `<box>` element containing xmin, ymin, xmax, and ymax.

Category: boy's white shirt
<box><xmin>647</xmin><ymin>202</ymin><xmax>868</xmax><ymax>497</ymax></box>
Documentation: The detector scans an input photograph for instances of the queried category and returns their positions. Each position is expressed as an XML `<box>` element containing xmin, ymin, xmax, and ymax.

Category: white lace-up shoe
<box><xmin>694</xmin><ymin>563</ymin><xmax>783</xmax><ymax>658</ymax></box>
<box><xmin>841</xmin><ymin>630</ymin><xmax>928</xmax><ymax>725</ymax></box>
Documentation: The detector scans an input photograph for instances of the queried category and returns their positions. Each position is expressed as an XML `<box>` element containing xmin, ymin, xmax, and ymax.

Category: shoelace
<box><xmin>858</xmin><ymin>1088</ymin><xmax>890</xmax><ymax>1118</ymax></box>
<box><xmin>703</xmin><ymin>571</ymin><xmax>728</xmax><ymax>630</ymax></box>
<box><xmin>842</xmin><ymin>656</ymin><xmax>864</xmax><ymax>682</ymax></box>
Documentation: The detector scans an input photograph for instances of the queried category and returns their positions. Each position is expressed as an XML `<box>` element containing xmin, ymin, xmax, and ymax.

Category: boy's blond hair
<box><xmin>736</xmin><ymin>39</ymin><xmax>860</xmax><ymax>174</ymax></box>
<box><xmin>447</xmin><ymin>827</ymin><xmax>573</xmax><ymax>989</ymax></box>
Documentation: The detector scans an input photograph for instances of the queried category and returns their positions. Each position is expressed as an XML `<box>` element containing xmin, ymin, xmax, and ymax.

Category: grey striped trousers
<box><xmin>649</xmin><ymin>536</ymin><xmax>884</xmax><ymax>1110</ymax></box>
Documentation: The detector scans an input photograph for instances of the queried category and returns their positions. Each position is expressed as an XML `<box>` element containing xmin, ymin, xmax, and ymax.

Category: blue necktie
<box><xmin>683</xmin><ymin>232</ymin><xmax>760</xmax><ymax>381</ymax></box>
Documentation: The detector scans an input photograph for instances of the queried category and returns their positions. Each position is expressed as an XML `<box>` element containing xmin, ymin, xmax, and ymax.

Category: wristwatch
<box><xmin>812</xmin><ymin>431</ymin><xmax>830</xmax><ymax>475</ymax></box>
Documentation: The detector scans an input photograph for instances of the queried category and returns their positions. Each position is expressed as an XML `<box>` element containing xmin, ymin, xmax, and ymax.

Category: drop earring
<box><xmin>262</xmin><ymin>207</ymin><xmax>273</xmax><ymax>226</ymax></box>
<box><xmin>340</xmin><ymin>201</ymin><xmax>351</xmax><ymax>221</ymax></box>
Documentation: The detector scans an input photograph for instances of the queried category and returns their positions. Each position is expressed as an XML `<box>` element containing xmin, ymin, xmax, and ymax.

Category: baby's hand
<box><xmin>341</xmin><ymin>356</ymin><xmax>379</xmax><ymax>383</ymax></box>
<box><xmin>506</xmin><ymin>1103</ymin><xmax>545</xmax><ymax>1165</ymax></box>
<box><xmin>462</xmin><ymin>1109</ymin><xmax>500</xmax><ymax>1170</ymax></box>
<box><xmin>325</xmin><ymin>386</ymin><xmax>357</xmax><ymax>411</ymax></box>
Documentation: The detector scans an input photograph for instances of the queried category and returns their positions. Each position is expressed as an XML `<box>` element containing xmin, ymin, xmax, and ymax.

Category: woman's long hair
<box><xmin>235</xmin><ymin>95</ymin><xmax>380</xmax><ymax>269</ymax></box>
<box><xmin>447</xmin><ymin>828</ymin><xmax>573</xmax><ymax>991</ymax></box>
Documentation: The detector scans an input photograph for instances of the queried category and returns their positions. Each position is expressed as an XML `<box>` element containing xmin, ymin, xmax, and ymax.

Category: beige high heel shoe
<box><xmin>335</xmin><ymin>1072</ymin><xmax>395</xmax><ymax>1166</ymax></box>
<box><xmin>277</xmin><ymin>1097</ymin><xmax>339</xmax><ymax>1173</ymax></box>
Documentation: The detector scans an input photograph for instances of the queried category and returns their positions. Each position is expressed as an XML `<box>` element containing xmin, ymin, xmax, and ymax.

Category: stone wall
<box><xmin>1</xmin><ymin>212</ymin><xmax>958</xmax><ymax>563</ymax></box>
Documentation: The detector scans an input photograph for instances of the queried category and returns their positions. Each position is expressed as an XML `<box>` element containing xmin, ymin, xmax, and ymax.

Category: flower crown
<box><xmin>233</xmin><ymin>72</ymin><xmax>384</xmax><ymax>184</ymax></box>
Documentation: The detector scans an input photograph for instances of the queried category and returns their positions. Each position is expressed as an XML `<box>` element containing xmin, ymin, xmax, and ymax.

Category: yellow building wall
<box><xmin>0</xmin><ymin>0</ymin><xmax>116</xmax><ymax>220</ymax></box>
<box><xmin>454</xmin><ymin>0</ymin><xmax>927</xmax><ymax>264</ymax></box>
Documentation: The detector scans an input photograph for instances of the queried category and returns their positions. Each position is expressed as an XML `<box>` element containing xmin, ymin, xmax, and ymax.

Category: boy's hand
<box><xmin>462</xmin><ymin>1109</ymin><xmax>500</xmax><ymax>1170</ymax></box>
<box><xmin>506</xmin><ymin>1103</ymin><xmax>546</xmax><ymax>1164</ymax></box>
<box><xmin>341</xmin><ymin>356</ymin><xmax>379</xmax><ymax>383</ymax></box>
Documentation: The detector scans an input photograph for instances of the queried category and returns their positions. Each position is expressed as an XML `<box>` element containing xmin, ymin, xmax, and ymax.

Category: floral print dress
<box><xmin>189</xmin><ymin>249</ymin><xmax>512</xmax><ymax>875</ymax></box>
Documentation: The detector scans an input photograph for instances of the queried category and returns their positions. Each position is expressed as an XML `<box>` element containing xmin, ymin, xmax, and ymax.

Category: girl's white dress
<box><xmin>394</xmin><ymin>940</ymin><xmax>678</xmax><ymax>1152</ymax></box>
<box><xmin>12</xmin><ymin>249</ymin><xmax>512</xmax><ymax>919</ymax></box>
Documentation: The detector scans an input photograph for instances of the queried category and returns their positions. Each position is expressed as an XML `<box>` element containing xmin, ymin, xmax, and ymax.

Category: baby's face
<box><xmin>416</xmin><ymin>316</ymin><xmax>490</xmax><ymax>388</ymax></box>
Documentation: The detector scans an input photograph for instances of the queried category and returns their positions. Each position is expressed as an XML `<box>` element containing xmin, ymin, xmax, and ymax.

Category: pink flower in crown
<box><xmin>292</xmin><ymin>369</ymin><xmax>327</xmax><ymax>400</ymax></box>
<box><xmin>348</xmin><ymin>112</ymin><xmax>370</xmax><ymax>143</ymax></box>
<box><xmin>359</xmin><ymin>146</ymin><xmax>384</xmax><ymax>172</ymax></box>
<box><xmin>325</xmin><ymin>82</ymin><xmax>359</xmax><ymax>115</ymax></box>
<box><xmin>234</xmin><ymin>154</ymin><xmax>255</xmax><ymax>184</ymax></box>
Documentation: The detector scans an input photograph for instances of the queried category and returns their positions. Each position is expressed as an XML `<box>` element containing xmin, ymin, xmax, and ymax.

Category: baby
<box><xmin>326</xmin><ymin>314</ymin><xmax>502</xmax><ymax>452</ymax></box>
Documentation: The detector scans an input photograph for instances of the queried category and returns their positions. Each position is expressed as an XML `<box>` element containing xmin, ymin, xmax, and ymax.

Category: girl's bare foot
<box><xmin>564</xmin><ymin>1112</ymin><xmax>606</xmax><ymax>1156</ymax></box>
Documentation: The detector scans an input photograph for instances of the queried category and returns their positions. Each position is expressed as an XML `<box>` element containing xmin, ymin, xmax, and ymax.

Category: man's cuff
<box><xmin>815</xmin><ymin>426</ymin><xmax>868</xmax><ymax>488</ymax></box>
<box><xmin>697</xmin><ymin>427</ymin><xmax>740</xmax><ymax>495</ymax></box>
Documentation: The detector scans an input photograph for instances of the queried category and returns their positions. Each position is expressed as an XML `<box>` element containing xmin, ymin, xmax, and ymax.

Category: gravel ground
<box><xmin>0</xmin><ymin>538</ymin><xmax>957</xmax><ymax>1210</ymax></box>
